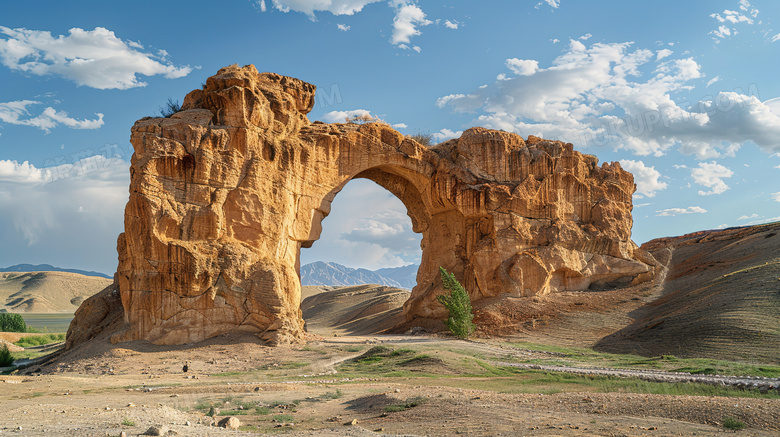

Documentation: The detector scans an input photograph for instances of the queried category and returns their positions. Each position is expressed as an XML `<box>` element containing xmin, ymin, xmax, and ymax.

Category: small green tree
<box><xmin>436</xmin><ymin>267</ymin><xmax>476</xmax><ymax>338</ymax></box>
<box><xmin>0</xmin><ymin>313</ymin><xmax>27</xmax><ymax>332</ymax></box>
<box><xmin>0</xmin><ymin>344</ymin><xmax>14</xmax><ymax>367</ymax></box>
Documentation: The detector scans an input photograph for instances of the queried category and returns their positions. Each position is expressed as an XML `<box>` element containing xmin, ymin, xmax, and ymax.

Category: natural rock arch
<box><xmin>69</xmin><ymin>65</ymin><xmax>655</xmax><ymax>346</ymax></box>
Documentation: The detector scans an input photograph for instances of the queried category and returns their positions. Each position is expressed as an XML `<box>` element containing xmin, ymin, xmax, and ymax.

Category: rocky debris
<box><xmin>142</xmin><ymin>425</ymin><xmax>176</xmax><ymax>436</ymax></box>
<box><xmin>70</xmin><ymin>64</ymin><xmax>654</xmax><ymax>347</ymax></box>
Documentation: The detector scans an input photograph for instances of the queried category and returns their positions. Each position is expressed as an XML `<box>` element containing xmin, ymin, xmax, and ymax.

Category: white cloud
<box><xmin>737</xmin><ymin>213</ymin><xmax>759</xmax><ymax>220</ymax></box>
<box><xmin>436</xmin><ymin>39</ymin><xmax>780</xmax><ymax>157</ymax></box>
<box><xmin>538</xmin><ymin>0</ymin><xmax>560</xmax><ymax>8</ymax></box>
<box><xmin>691</xmin><ymin>161</ymin><xmax>733</xmax><ymax>195</ymax></box>
<box><xmin>321</xmin><ymin>109</ymin><xmax>372</xmax><ymax>123</ymax></box>
<box><xmin>772</xmin><ymin>33</ymin><xmax>780</xmax><ymax>43</ymax></box>
<box><xmin>431</xmin><ymin>128</ymin><xmax>462</xmax><ymax>142</ymax></box>
<box><xmin>773</xmin><ymin>191</ymin><xmax>780</xmax><ymax>202</ymax></box>
<box><xmin>710</xmin><ymin>25</ymin><xmax>734</xmax><ymax>39</ymax></box>
<box><xmin>265</xmin><ymin>0</ymin><xmax>381</xmax><ymax>16</ymax></box>
<box><xmin>747</xmin><ymin>215</ymin><xmax>780</xmax><ymax>225</ymax></box>
<box><xmin>0</xmin><ymin>26</ymin><xmax>193</xmax><ymax>89</ymax></box>
<box><xmin>391</xmin><ymin>122</ymin><xmax>407</xmax><ymax>129</ymax></box>
<box><xmin>260</xmin><ymin>1</ymin><xmax>436</xmax><ymax>49</ymax></box>
<box><xmin>444</xmin><ymin>20</ymin><xmax>459</xmax><ymax>30</ymax></box>
<box><xmin>300</xmin><ymin>179</ymin><xmax>421</xmax><ymax>270</ymax></box>
<box><xmin>711</xmin><ymin>11</ymin><xmax>753</xmax><ymax>25</ymax></box>
<box><xmin>505</xmin><ymin>58</ymin><xmax>539</xmax><ymax>76</ymax></box>
<box><xmin>337</xmin><ymin>23</ymin><xmax>350</xmax><ymax>31</ymax></box>
<box><xmin>0</xmin><ymin>155</ymin><xmax>129</xmax><ymax>274</ymax></box>
<box><xmin>656</xmin><ymin>49</ymin><xmax>673</xmax><ymax>60</ymax></box>
<box><xmin>774</xmin><ymin>165</ymin><xmax>780</xmax><ymax>169</ymax></box>
<box><xmin>343</xmin><ymin>209</ymin><xmax>417</xmax><ymax>252</ymax></box>
<box><xmin>579</xmin><ymin>33</ymin><xmax>592</xmax><ymax>41</ymax></box>
<box><xmin>391</xmin><ymin>3</ymin><xmax>432</xmax><ymax>47</ymax></box>
<box><xmin>0</xmin><ymin>100</ymin><xmax>104</xmax><ymax>132</ymax></box>
<box><xmin>551</xmin><ymin>38</ymin><xmax>560</xmax><ymax>44</ymax></box>
<box><xmin>435</xmin><ymin>93</ymin><xmax>466</xmax><ymax>109</ymax></box>
<box><xmin>656</xmin><ymin>206</ymin><xmax>707</xmax><ymax>216</ymax></box>
<box><xmin>618</xmin><ymin>159</ymin><xmax>668</xmax><ymax>198</ymax></box>
<box><xmin>706</xmin><ymin>76</ymin><xmax>721</xmax><ymax>87</ymax></box>
<box><xmin>0</xmin><ymin>159</ymin><xmax>49</xmax><ymax>183</ymax></box>
<box><xmin>709</xmin><ymin>1</ymin><xmax>759</xmax><ymax>41</ymax></box>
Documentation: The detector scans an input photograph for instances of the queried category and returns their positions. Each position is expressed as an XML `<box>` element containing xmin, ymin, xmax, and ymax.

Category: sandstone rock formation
<box><xmin>89</xmin><ymin>64</ymin><xmax>653</xmax><ymax>345</ymax></box>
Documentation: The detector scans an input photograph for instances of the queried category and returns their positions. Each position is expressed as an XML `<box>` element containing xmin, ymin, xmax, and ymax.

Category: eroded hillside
<box><xmin>596</xmin><ymin>223</ymin><xmax>780</xmax><ymax>363</ymax></box>
<box><xmin>0</xmin><ymin>271</ymin><xmax>111</xmax><ymax>313</ymax></box>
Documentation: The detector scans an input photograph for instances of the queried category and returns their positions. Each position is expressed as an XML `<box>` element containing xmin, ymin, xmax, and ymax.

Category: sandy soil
<box><xmin>2</xmin><ymin>332</ymin><xmax>778</xmax><ymax>436</ymax></box>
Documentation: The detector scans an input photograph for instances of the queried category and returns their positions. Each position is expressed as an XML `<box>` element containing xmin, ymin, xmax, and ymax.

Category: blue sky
<box><xmin>1</xmin><ymin>0</ymin><xmax>779</xmax><ymax>275</ymax></box>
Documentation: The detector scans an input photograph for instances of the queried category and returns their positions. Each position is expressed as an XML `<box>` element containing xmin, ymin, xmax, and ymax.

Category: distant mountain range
<box><xmin>0</xmin><ymin>264</ymin><xmax>112</xmax><ymax>279</ymax></box>
<box><xmin>301</xmin><ymin>262</ymin><xmax>418</xmax><ymax>289</ymax></box>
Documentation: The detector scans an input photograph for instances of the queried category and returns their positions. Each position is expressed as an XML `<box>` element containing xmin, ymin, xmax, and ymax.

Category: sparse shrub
<box><xmin>436</xmin><ymin>267</ymin><xmax>476</xmax><ymax>338</ymax></box>
<box><xmin>723</xmin><ymin>416</ymin><xmax>745</xmax><ymax>430</ymax></box>
<box><xmin>385</xmin><ymin>396</ymin><xmax>427</xmax><ymax>412</ymax></box>
<box><xmin>407</xmin><ymin>131</ymin><xmax>433</xmax><ymax>147</ymax></box>
<box><xmin>0</xmin><ymin>345</ymin><xmax>14</xmax><ymax>367</ymax></box>
<box><xmin>121</xmin><ymin>418</ymin><xmax>135</xmax><ymax>426</ymax></box>
<box><xmin>0</xmin><ymin>313</ymin><xmax>27</xmax><ymax>332</ymax></box>
<box><xmin>272</xmin><ymin>413</ymin><xmax>295</xmax><ymax>423</ymax></box>
<box><xmin>159</xmin><ymin>98</ymin><xmax>182</xmax><ymax>118</ymax></box>
<box><xmin>319</xmin><ymin>390</ymin><xmax>343</xmax><ymax>400</ymax></box>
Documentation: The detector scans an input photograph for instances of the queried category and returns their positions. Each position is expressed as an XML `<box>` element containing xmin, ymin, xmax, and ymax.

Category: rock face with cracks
<box><xmin>93</xmin><ymin>64</ymin><xmax>653</xmax><ymax>345</ymax></box>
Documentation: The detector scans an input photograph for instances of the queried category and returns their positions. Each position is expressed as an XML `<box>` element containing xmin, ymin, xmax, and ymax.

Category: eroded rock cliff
<box><xmin>78</xmin><ymin>65</ymin><xmax>654</xmax><ymax>346</ymax></box>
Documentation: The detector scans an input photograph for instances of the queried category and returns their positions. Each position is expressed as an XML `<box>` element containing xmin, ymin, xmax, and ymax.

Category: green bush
<box><xmin>723</xmin><ymin>416</ymin><xmax>745</xmax><ymax>430</ymax></box>
<box><xmin>0</xmin><ymin>345</ymin><xmax>14</xmax><ymax>367</ymax></box>
<box><xmin>14</xmin><ymin>333</ymin><xmax>65</xmax><ymax>348</ymax></box>
<box><xmin>0</xmin><ymin>313</ymin><xmax>27</xmax><ymax>332</ymax></box>
<box><xmin>436</xmin><ymin>267</ymin><xmax>476</xmax><ymax>338</ymax></box>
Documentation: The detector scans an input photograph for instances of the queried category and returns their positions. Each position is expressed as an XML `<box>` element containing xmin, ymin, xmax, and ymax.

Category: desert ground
<box><xmin>2</xmin><ymin>329</ymin><xmax>779</xmax><ymax>436</ymax></box>
<box><xmin>2</xmin><ymin>224</ymin><xmax>779</xmax><ymax>436</ymax></box>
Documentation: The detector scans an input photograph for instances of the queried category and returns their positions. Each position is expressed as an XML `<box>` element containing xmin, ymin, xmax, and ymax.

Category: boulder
<box><xmin>218</xmin><ymin>416</ymin><xmax>241</xmax><ymax>430</ymax></box>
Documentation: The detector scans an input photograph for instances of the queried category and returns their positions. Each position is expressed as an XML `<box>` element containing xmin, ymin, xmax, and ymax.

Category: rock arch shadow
<box><xmin>67</xmin><ymin>64</ymin><xmax>655</xmax><ymax>348</ymax></box>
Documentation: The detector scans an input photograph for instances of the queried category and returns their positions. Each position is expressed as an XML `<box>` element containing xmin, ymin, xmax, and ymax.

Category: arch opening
<box><xmin>298</xmin><ymin>172</ymin><xmax>424</xmax><ymax>336</ymax></box>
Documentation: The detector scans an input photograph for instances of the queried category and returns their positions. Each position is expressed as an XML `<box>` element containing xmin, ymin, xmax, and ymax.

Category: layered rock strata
<box><xmin>99</xmin><ymin>64</ymin><xmax>653</xmax><ymax>345</ymax></box>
